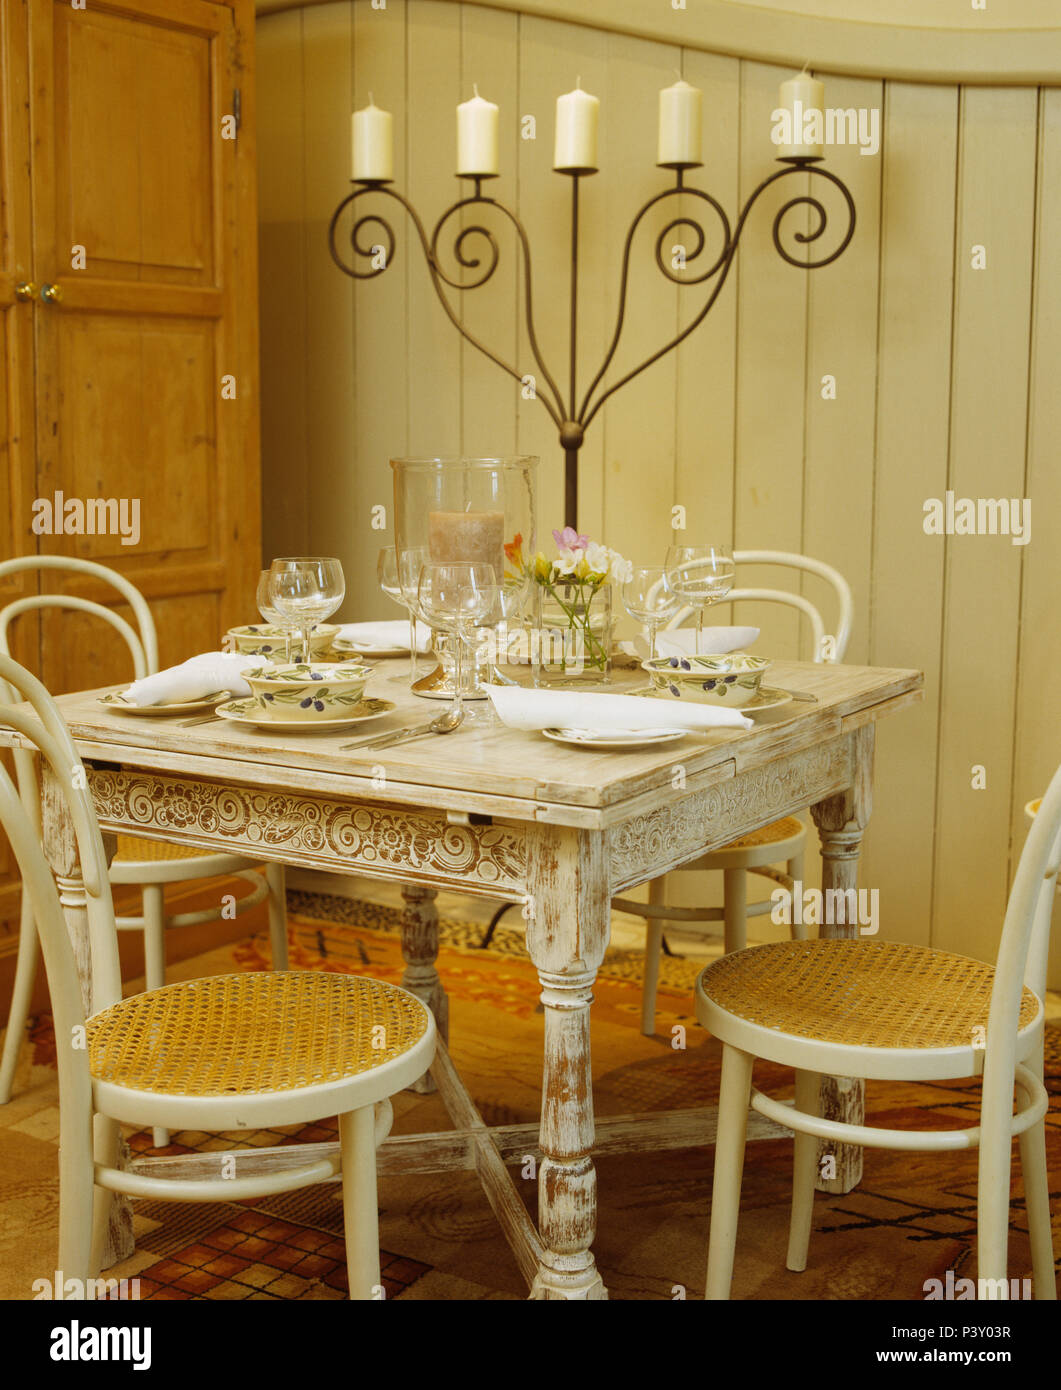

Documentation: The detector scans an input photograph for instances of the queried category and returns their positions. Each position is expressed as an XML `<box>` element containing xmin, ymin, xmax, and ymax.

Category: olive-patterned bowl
<box><xmin>642</xmin><ymin>652</ymin><xmax>771</xmax><ymax>707</ymax></box>
<box><xmin>242</xmin><ymin>662</ymin><xmax>371</xmax><ymax>721</ymax></box>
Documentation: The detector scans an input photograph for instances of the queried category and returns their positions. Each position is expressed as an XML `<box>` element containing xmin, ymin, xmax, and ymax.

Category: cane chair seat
<box><xmin>88</xmin><ymin>972</ymin><xmax>430</xmax><ymax>1095</ymax></box>
<box><xmin>718</xmin><ymin>816</ymin><xmax>804</xmax><ymax>853</ymax></box>
<box><xmin>698</xmin><ymin>938</ymin><xmax>1041</xmax><ymax>1072</ymax></box>
<box><xmin>114</xmin><ymin>835</ymin><xmax>217</xmax><ymax>864</ymax></box>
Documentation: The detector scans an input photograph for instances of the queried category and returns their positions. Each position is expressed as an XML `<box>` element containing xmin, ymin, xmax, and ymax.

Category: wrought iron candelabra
<box><xmin>329</xmin><ymin>157</ymin><xmax>855</xmax><ymax>528</ymax></box>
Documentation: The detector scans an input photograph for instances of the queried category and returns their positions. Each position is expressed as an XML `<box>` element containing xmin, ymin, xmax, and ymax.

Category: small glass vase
<box><xmin>533</xmin><ymin>581</ymin><xmax>613</xmax><ymax>687</ymax></box>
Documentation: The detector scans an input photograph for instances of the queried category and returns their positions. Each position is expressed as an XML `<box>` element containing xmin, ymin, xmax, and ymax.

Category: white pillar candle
<box><xmin>777</xmin><ymin>71</ymin><xmax>825</xmax><ymax>159</ymax></box>
<box><xmin>352</xmin><ymin>98</ymin><xmax>393</xmax><ymax>181</ymax></box>
<box><xmin>457</xmin><ymin>85</ymin><xmax>499</xmax><ymax>177</ymax></box>
<box><xmin>658</xmin><ymin>78</ymin><xmax>703</xmax><ymax>166</ymax></box>
<box><xmin>553</xmin><ymin>82</ymin><xmax>600</xmax><ymax>172</ymax></box>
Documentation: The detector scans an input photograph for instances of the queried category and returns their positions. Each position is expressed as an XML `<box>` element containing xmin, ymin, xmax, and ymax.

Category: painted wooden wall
<box><xmin>256</xmin><ymin>0</ymin><xmax>1060</xmax><ymax>982</ymax></box>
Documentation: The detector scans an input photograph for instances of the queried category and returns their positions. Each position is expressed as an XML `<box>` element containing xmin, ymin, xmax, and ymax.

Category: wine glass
<box><xmin>664</xmin><ymin>545</ymin><xmax>735</xmax><ymax>654</ymax></box>
<box><xmin>377</xmin><ymin>546</ymin><xmax>422</xmax><ymax>684</ymax></box>
<box><xmin>417</xmin><ymin>562</ymin><xmax>499</xmax><ymax>726</ymax></box>
<box><xmin>622</xmin><ymin>566</ymin><xmax>681</xmax><ymax>662</ymax></box>
<box><xmin>268</xmin><ymin>557</ymin><xmax>345</xmax><ymax>664</ymax></box>
<box><xmin>255</xmin><ymin>569</ymin><xmax>292</xmax><ymax>662</ymax></box>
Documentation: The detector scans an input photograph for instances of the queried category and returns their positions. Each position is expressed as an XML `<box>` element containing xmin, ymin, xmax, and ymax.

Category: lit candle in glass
<box><xmin>428</xmin><ymin>510</ymin><xmax>505</xmax><ymax>573</ymax></box>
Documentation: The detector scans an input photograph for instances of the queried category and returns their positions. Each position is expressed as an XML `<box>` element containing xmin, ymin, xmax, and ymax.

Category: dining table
<box><xmin>3</xmin><ymin>656</ymin><xmax>922</xmax><ymax>1299</ymax></box>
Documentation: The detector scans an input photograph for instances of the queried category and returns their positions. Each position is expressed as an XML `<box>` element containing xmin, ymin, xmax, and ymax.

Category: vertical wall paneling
<box><xmin>1012</xmin><ymin>87</ymin><xmax>1061</xmax><ymax>985</ymax></box>
<box><xmin>800</xmin><ymin>73</ymin><xmax>883</xmax><ymax>671</ymax></box>
<box><xmin>458</xmin><ymin>5</ymin><xmax>519</xmax><ymax>459</ymax></box>
<box><xmin>258</xmin><ymin>8</ymin><xmax>309</xmax><ymax>561</ymax></box>
<box><xmin>863</xmin><ymin>82</ymin><xmax>958</xmax><ymax>946</ymax></box>
<box><xmin>302</xmin><ymin>3</ymin><xmax>355</xmax><ymax>577</ymax></box>
<box><xmin>933</xmin><ymin>87</ymin><xmax>1038</xmax><ymax>963</ymax></box>
<box><xmin>353</xmin><ymin>0</ymin><xmax>407</xmax><ymax>619</ymax></box>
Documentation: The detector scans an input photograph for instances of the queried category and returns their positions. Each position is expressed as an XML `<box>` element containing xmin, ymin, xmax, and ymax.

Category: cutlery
<box><xmin>178</xmin><ymin>713</ymin><xmax>223</xmax><ymax>727</ymax></box>
<box><xmin>341</xmin><ymin>706</ymin><xmax>464</xmax><ymax>752</ymax></box>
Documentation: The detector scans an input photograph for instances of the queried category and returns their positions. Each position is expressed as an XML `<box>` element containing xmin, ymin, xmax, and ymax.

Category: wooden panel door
<box><xmin>0</xmin><ymin>0</ymin><xmax>39</xmax><ymax>944</ymax></box>
<box><xmin>28</xmin><ymin>0</ymin><xmax>260</xmax><ymax>692</ymax></box>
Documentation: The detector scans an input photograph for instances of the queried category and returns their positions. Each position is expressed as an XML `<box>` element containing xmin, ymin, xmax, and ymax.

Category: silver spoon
<box><xmin>341</xmin><ymin>703</ymin><xmax>464</xmax><ymax>752</ymax></box>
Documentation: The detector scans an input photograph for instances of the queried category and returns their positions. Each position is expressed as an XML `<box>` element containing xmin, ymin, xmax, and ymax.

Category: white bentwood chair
<box><xmin>0</xmin><ymin>654</ymin><xmax>435</xmax><ymax>1299</ymax></box>
<box><xmin>695</xmin><ymin>760</ymin><xmax>1061</xmax><ymax>1300</ymax></box>
<box><xmin>612</xmin><ymin>550</ymin><xmax>854</xmax><ymax>1035</ymax></box>
<box><xmin>0</xmin><ymin>557</ymin><xmax>288</xmax><ymax>1147</ymax></box>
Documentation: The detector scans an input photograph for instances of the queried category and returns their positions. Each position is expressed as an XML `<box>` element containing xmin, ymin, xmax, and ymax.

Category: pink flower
<box><xmin>552</xmin><ymin>526</ymin><xmax>589</xmax><ymax>552</ymax></box>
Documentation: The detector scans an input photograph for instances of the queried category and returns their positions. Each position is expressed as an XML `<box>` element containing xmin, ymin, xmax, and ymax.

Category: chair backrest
<box><xmin>665</xmin><ymin>549</ymin><xmax>853</xmax><ymax>663</ymax></box>
<box><xmin>0</xmin><ymin>556</ymin><xmax>159</xmax><ymax>687</ymax></box>
<box><xmin>0</xmin><ymin>655</ymin><xmax>121</xmax><ymax>1116</ymax></box>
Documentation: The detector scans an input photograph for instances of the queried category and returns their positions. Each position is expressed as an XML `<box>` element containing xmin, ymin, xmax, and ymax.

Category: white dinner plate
<box><xmin>214</xmin><ymin>696</ymin><xmax>395</xmax><ymax>733</ymax></box>
<box><xmin>645</xmin><ymin>686</ymin><xmax>794</xmax><ymax>717</ymax></box>
<box><xmin>98</xmin><ymin>691</ymin><xmax>231</xmax><ymax>716</ymax></box>
<box><xmin>541</xmin><ymin>726</ymin><xmax>688</xmax><ymax>750</ymax></box>
<box><xmin>332</xmin><ymin>638</ymin><xmax>409</xmax><ymax>659</ymax></box>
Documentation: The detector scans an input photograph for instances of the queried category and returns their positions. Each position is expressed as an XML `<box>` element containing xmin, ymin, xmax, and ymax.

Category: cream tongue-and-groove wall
<box><xmin>255</xmin><ymin>0</ymin><xmax>1060</xmax><ymax>983</ymax></box>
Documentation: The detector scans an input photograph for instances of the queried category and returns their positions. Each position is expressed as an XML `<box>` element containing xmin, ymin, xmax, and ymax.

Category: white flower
<box><xmin>583</xmin><ymin>542</ymin><xmax>612</xmax><ymax>578</ymax></box>
<box><xmin>611</xmin><ymin>551</ymin><xmax>633</xmax><ymax>584</ymax></box>
<box><xmin>554</xmin><ymin>546</ymin><xmax>580</xmax><ymax>577</ymax></box>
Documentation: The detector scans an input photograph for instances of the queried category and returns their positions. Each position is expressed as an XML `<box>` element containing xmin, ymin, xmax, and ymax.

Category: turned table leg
<box><xmin>41</xmin><ymin>765</ymin><xmax>135</xmax><ymax>1267</ymax></box>
<box><xmin>399</xmin><ymin>884</ymin><xmax>447</xmax><ymax>1095</ymax></box>
<box><xmin>809</xmin><ymin>723</ymin><xmax>874</xmax><ymax>1195</ymax></box>
<box><xmin>525</xmin><ymin>825</ymin><xmax>609</xmax><ymax>1300</ymax></box>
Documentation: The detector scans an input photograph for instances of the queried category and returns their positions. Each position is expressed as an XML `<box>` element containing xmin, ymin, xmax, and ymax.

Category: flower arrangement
<box><xmin>510</xmin><ymin>527</ymin><xmax>632</xmax><ymax>677</ymax></box>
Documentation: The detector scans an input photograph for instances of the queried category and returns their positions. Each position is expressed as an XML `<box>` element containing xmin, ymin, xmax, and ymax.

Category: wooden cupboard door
<box><xmin>0</xmin><ymin>0</ymin><xmax>39</xmax><ymax>941</ymax></box>
<box><xmin>28</xmin><ymin>0</ymin><xmax>260</xmax><ymax>693</ymax></box>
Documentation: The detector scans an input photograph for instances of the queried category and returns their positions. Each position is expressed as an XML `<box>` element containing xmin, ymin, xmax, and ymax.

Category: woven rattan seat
<box><xmin>701</xmin><ymin>939</ymin><xmax>1039</xmax><ymax>1050</ymax></box>
<box><xmin>86</xmin><ymin>972</ymin><xmax>430</xmax><ymax>1096</ymax></box>
<box><xmin>717</xmin><ymin>816</ymin><xmax>804</xmax><ymax>853</ymax></box>
<box><xmin>114</xmin><ymin>834</ymin><xmax>217</xmax><ymax>864</ymax></box>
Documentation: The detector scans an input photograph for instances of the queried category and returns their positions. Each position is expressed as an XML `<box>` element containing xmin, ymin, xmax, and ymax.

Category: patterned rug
<box><xmin>1</xmin><ymin>896</ymin><xmax>1058</xmax><ymax>1301</ymax></box>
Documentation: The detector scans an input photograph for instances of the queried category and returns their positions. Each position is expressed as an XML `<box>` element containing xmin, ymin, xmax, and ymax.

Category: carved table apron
<box><xmin>22</xmin><ymin>659</ymin><xmax>922</xmax><ymax>1300</ymax></box>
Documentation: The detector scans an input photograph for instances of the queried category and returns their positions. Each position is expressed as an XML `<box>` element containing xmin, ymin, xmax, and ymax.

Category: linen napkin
<box><xmin>620</xmin><ymin>626</ymin><xmax>760</xmax><ymax>660</ymax></box>
<box><xmin>487</xmin><ymin>684</ymin><xmax>753</xmax><ymax>734</ymax></box>
<box><xmin>334</xmin><ymin>620</ymin><xmax>431</xmax><ymax>654</ymax></box>
<box><xmin>120</xmin><ymin>652</ymin><xmax>256</xmax><ymax>707</ymax></box>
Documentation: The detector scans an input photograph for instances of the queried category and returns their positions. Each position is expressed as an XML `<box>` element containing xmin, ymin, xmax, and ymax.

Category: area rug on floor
<box><xmin>1</xmin><ymin>902</ymin><xmax>1057</xmax><ymax>1300</ymax></box>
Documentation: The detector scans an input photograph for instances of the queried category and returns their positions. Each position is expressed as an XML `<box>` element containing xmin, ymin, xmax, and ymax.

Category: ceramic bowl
<box><xmin>226</xmin><ymin>623</ymin><xmax>339</xmax><ymax>658</ymax></box>
<box><xmin>241</xmin><ymin>662</ymin><xmax>372</xmax><ymax>721</ymax></box>
<box><xmin>642</xmin><ymin>652</ymin><xmax>771</xmax><ymax>707</ymax></box>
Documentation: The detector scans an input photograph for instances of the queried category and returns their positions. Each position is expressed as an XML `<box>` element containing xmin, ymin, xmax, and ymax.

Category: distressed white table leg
<box><xmin>41</xmin><ymin>766</ymin><xmax>135</xmax><ymax>1266</ymax></box>
<box><xmin>400</xmin><ymin>884</ymin><xmax>447</xmax><ymax>1095</ymax></box>
<box><xmin>809</xmin><ymin>723</ymin><xmax>873</xmax><ymax>1195</ymax></box>
<box><xmin>525</xmin><ymin>825</ymin><xmax>609</xmax><ymax>1300</ymax></box>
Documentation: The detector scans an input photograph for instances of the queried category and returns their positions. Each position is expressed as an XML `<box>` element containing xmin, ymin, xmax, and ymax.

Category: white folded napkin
<box><xmin>334</xmin><ymin>620</ymin><xmax>431</xmax><ymax>653</ymax></box>
<box><xmin>121</xmin><ymin>652</ymin><xmax>256</xmax><ymax>707</ymax></box>
<box><xmin>623</xmin><ymin>626</ymin><xmax>759</xmax><ymax>659</ymax></box>
<box><xmin>487</xmin><ymin>685</ymin><xmax>753</xmax><ymax>734</ymax></box>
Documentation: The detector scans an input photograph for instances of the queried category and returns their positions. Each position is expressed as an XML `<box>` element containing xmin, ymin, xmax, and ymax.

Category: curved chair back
<box><xmin>0</xmin><ymin>556</ymin><xmax>158</xmax><ymax>688</ymax></box>
<box><xmin>666</xmin><ymin>549</ymin><xmax>853</xmax><ymax>663</ymax></box>
<box><xmin>0</xmin><ymin>655</ymin><xmax>121</xmax><ymax>1046</ymax></box>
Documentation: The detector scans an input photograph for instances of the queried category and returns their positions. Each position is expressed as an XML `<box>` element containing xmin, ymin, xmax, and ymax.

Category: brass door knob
<box><xmin>39</xmin><ymin>283</ymin><xmax>63</xmax><ymax>305</ymax></box>
<box><xmin>14</xmin><ymin>281</ymin><xmax>37</xmax><ymax>302</ymax></box>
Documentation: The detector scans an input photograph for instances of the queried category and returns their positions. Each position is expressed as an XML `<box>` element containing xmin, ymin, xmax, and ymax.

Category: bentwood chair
<box><xmin>0</xmin><ymin>557</ymin><xmax>288</xmax><ymax>1147</ymax></box>
<box><xmin>0</xmin><ymin>655</ymin><xmax>435</xmax><ymax>1299</ymax></box>
<box><xmin>696</xmin><ymin>760</ymin><xmax>1061</xmax><ymax>1300</ymax></box>
<box><xmin>611</xmin><ymin>551</ymin><xmax>853</xmax><ymax>1035</ymax></box>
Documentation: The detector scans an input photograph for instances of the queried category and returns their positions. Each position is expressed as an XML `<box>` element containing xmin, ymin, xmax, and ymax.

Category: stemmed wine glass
<box><xmin>377</xmin><ymin>546</ymin><xmax>423</xmax><ymax>684</ymax></box>
<box><xmin>622</xmin><ymin>566</ymin><xmax>681</xmax><ymax>661</ymax></box>
<box><xmin>255</xmin><ymin>570</ymin><xmax>292</xmax><ymax>662</ymax></box>
<box><xmin>417</xmin><ymin>562</ymin><xmax>499</xmax><ymax>727</ymax></box>
<box><xmin>664</xmin><ymin>545</ymin><xmax>735</xmax><ymax>654</ymax></box>
<box><xmin>268</xmin><ymin>557</ymin><xmax>345</xmax><ymax>664</ymax></box>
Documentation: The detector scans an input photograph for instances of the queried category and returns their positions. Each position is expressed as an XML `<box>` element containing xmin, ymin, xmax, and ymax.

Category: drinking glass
<box><xmin>255</xmin><ymin>570</ymin><xmax>292</xmax><ymax>662</ymax></box>
<box><xmin>664</xmin><ymin>545</ymin><xmax>736</xmax><ymax>653</ymax></box>
<box><xmin>622</xmin><ymin>566</ymin><xmax>681</xmax><ymax>661</ymax></box>
<box><xmin>268</xmin><ymin>557</ymin><xmax>345</xmax><ymax>664</ymax></box>
<box><xmin>377</xmin><ymin>546</ymin><xmax>422</xmax><ymax>683</ymax></box>
<box><xmin>417</xmin><ymin>562</ymin><xmax>499</xmax><ymax>725</ymax></box>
